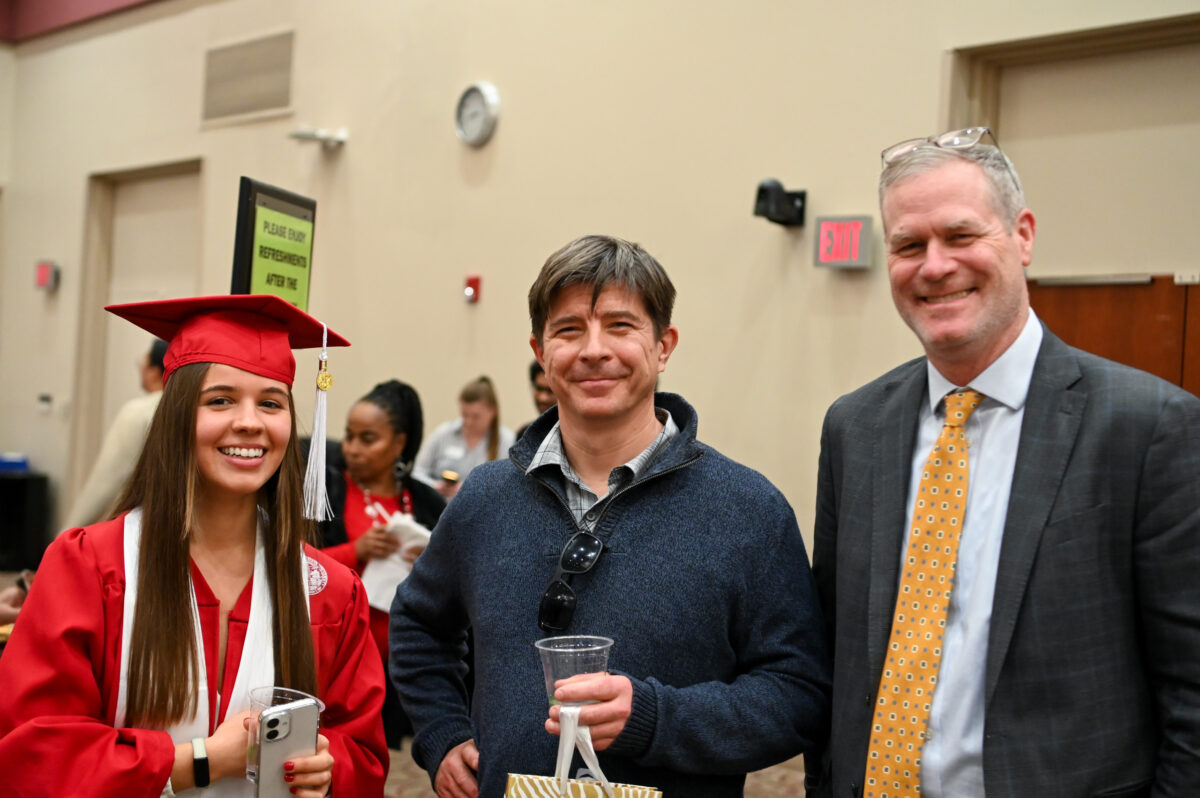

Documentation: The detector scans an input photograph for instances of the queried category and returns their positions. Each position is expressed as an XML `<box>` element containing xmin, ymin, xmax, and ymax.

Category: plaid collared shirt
<box><xmin>526</xmin><ymin>408</ymin><xmax>679</xmax><ymax>533</ymax></box>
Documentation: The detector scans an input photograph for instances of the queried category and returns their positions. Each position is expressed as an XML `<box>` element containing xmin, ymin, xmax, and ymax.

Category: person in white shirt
<box><xmin>64</xmin><ymin>338</ymin><xmax>167</xmax><ymax>530</ymax></box>
<box><xmin>414</xmin><ymin>375</ymin><xmax>514</xmax><ymax>499</ymax></box>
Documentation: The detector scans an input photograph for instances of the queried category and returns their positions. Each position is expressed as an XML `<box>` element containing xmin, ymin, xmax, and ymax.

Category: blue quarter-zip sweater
<box><xmin>390</xmin><ymin>393</ymin><xmax>831</xmax><ymax>797</ymax></box>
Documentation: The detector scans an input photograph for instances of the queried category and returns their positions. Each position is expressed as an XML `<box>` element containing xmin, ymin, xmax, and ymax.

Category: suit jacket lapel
<box><xmin>985</xmin><ymin>328</ymin><xmax>1086</xmax><ymax>705</ymax></box>
<box><xmin>867</xmin><ymin>363</ymin><xmax>927</xmax><ymax>678</ymax></box>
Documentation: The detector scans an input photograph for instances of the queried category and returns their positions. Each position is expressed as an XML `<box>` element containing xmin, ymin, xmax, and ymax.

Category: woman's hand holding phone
<box><xmin>279</xmin><ymin>733</ymin><xmax>333</xmax><ymax>798</ymax></box>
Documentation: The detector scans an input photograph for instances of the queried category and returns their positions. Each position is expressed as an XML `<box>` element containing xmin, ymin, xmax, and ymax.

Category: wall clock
<box><xmin>455</xmin><ymin>82</ymin><xmax>500</xmax><ymax>147</ymax></box>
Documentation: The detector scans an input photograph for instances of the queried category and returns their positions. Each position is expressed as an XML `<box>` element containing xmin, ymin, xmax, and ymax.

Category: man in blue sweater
<box><xmin>390</xmin><ymin>234</ymin><xmax>830</xmax><ymax>797</ymax></box>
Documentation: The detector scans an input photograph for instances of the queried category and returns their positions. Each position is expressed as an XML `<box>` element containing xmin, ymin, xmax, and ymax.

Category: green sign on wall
<box><xmin>250</xmin><ymin>204</ymin><xmax>314</xmax><ymax>310</ymax></box>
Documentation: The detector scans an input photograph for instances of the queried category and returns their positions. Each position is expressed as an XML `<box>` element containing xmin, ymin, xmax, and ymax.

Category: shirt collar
<box><xmin>526</xmin><ymin>421</ymin><xmax>568</xmax><ymax>475</ymax></box>
<box><xmin>526</xmin><ymin>408</ymin><xmax>679</xmax><ymax>480</ymax></box>
<box><xmin>926</xmin><ymin>309</ymin><xmax>1043</xmax><ymax>413</ymax></box>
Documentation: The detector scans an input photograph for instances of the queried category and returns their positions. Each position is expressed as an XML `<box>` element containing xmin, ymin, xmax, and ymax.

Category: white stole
<box><xmin>113</xmin><ymin>508</ymin><xmax>309</xmax><ymax>797</ymax></box>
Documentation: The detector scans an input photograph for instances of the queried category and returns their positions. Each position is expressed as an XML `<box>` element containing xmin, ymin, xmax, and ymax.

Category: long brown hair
<box><xmin>459</xmin><ymin>375</ymin><xmax>501</xmax><ymax>461</ymax></box>
<box><xmin>114</xmin><ymin>362</ymin><xmax>317</xmax><ymax>727</ymax></box>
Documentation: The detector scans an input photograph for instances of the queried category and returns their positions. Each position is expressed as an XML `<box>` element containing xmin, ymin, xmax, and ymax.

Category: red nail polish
<box><xmin>284</xmin><ymin>774</ymin><xmax>295</xmax><ymax>783</ymax></box>
<box><xmin>283</xmin><ymin>761</ymin><xmax>294</xmax><ymax>772</ymax></box>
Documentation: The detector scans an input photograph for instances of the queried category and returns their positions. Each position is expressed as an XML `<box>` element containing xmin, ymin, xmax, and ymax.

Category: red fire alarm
<box><xmin>464</xmin><ymin>274</ymin><xmax>482</xmax><ymax>303</ymax></box>
<box><xmin>36</xmin><ymin>260</ymin><xmax>61</xmax><ymax>292</ymax></box>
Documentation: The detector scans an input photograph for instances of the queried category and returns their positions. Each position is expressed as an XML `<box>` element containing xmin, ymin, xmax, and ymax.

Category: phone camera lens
<box><xmin>267</xmin><ymin>729</ymin><xmax>279</xmax><ymax>740</ymax></box>
<box><xmin>267</xmin><ymin>718</ymin><xmax>280</xmax><ymax>729</ymax></box>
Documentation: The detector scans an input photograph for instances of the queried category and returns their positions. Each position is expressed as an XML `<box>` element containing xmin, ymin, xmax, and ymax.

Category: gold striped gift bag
<box><xmin>504</xmin><ymin>773</ymin><xmax>661</xmax><ymax>798</ymax></box>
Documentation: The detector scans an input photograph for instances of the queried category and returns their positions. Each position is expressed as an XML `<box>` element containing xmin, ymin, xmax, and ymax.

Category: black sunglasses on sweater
<box><xmin>538</xmin><ymin>531</ymin><xmax>605</xmax><ymax>632</ymax></box>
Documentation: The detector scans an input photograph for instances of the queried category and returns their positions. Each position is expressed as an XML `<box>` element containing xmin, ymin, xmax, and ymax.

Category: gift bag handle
<box><xmin>555</xmin><ymin>706</ymin><xmax>615</xmax><ymax>798</ymax></box>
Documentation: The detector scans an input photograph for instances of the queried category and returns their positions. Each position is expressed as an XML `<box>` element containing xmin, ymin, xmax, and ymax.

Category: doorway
<box><xmin>66</xmin><ymin>161</ymin><xmax>202</xmax><ymax>525</ymax></box>
<box><xmin>948</xmin><ymin>13</ymin><xmax>1200</xmax><ymax>396</ymax></box>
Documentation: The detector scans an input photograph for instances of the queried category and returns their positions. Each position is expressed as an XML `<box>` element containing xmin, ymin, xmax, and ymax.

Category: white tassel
<box><xmin>303</xmin><ymin>324</ymin><xmax>333</xmax><ymax>521</ymax></box>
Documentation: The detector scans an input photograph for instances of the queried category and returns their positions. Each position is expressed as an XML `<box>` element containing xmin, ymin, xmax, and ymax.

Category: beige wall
<box><xmin>1</xmin><ymin>0</ymin><xmax>1197</xmax><ymax>540</ymax></box>
<box><xmin>0</xmin><ymin>44</ymin><xmax>15</xmax><ymax>184</ymax></box>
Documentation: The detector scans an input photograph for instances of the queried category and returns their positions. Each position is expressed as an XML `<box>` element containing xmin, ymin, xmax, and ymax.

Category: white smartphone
<box><xmin>253</xmin><ymin>697</ymin><xmax>320</xmax><ymax>798</ymax></box>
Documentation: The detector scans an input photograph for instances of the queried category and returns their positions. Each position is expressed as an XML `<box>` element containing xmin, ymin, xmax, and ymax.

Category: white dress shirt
<box><xmin>907</xmin><ymin>311</ymin><xmax>1043</xmax><ymax>798</ymax></box>
<box><xmin>413</xmin><ymin>417</ymin><xmax>515</xmax><ymax>488</ymax></box>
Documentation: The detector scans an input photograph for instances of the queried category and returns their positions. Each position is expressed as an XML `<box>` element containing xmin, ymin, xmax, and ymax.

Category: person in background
<box><xmin>515</xmin><ymin>359</ymin><xmax>556</xmax><ymax>440</ymax></box>
<box><xmin>806</xmin><ymin>128</ymin><xmax>1200</xmax><ymax>797</ymax></box>
<box><xmin>0</xmin><ymin>570</ymin><xmax>33</xmax><ymax>625</ymax></box>
<box><xmin>0</xmin><ymin>295</ymin><xmax>388</xmax><ymax>796</ymax></box>
<box><xmin>314</xmin><ymin>378</ymin><xmax>445</xmax><ymax>748</ymax></box>
<box><xmin>414</xmin><ymin>375</ymin><xmax>513</xmax><ymax>500</ymax></box>
<box><xmin>391</xmin><ymin>235</ymin><xmax>830</xmax><ymax>798</ymax></box>
<box><xmin>64</xmin><ymin>338</ymin><xmax>168</xmax><ymax>529</ymax></box>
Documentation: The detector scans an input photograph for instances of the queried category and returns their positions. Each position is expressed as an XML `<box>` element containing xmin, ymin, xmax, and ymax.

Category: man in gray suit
<box><xmin>806</xmin><ymin>127</ymin><xmax>1200</xmax><ymax>797</ymax></box>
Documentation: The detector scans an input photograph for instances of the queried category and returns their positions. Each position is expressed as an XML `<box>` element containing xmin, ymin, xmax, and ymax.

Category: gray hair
<box><xmin>528</xmin><ymin>235</ymin><xmax>676</xmax><ymax>345</ymax></box>
<box><xmin>879</xmin><ymin>144</ymin><xmax>1026</xmax><ymax>230</ymax></box>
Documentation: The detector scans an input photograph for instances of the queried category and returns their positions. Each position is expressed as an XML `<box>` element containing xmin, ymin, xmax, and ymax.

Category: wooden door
<box><xmin>1027</xmin><ymin>275</ymin><xmax>1196</xmax><ymax>396</ymax></box>
<box><xmin>1185</xmin><ymin>284</ymin><xmax>1200</xmax><ymax>396</ymax></box>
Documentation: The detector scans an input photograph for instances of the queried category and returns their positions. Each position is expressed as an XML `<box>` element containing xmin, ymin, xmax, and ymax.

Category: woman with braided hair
<box><xmin>313</xmin><ymin>379</ymin><xmax>445</xmax><ymax>747</ymax></box>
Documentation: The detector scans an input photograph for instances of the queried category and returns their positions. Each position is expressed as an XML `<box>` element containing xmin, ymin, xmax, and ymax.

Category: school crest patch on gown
<box><xmin>306</xmin><ymin>557</ymin><xmax>328</xmax><ymax>595</ymax></box>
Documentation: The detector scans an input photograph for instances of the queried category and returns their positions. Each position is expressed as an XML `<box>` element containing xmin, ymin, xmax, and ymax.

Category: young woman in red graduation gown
<box><xmin>0</xmin><ymin>296</ymin><xmax>388</xmax><ymax>797</ymax></box>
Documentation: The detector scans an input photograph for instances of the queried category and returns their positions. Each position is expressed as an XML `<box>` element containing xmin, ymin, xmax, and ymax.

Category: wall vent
<box><xmin>203</xmin><ymin>31</ymin><xmax>293</xmax><ymax>121</ymax></box>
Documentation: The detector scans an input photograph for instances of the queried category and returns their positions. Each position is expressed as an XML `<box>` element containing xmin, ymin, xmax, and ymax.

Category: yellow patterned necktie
<box><xmin>863</xmin><ymin>389</ymin><xmax>984</xmax><ymax>798</ymax></box>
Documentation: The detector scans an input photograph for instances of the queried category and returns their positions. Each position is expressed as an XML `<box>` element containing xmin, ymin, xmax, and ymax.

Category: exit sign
<box><xmin>814</xmin><ymin>216</ymin><xmax>872</xmax><ymax>269</ymax></box>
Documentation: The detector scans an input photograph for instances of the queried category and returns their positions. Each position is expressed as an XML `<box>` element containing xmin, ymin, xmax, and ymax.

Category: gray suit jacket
<box><xmin>806</xmin><ymin>327</ymin><xmax>1200</xmax><ymax>798</ymax></box>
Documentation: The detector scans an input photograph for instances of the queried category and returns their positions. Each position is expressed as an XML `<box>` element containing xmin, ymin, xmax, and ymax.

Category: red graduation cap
<box><xmin>105</xmin><ymin>294</ymin><xmax>350</xmax><ymax>520</ymax></box>
<box><xmin>105</xmin><ymin>294</ymin><xmax>349</xmax><ymax>388</ymax></box>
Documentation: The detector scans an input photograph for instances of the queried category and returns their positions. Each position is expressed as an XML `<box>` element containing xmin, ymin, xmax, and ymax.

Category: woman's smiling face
<box><xmin>193</xmin><ymin>363</ymin><xmax>292</xmax><ymax>501</ymax></box>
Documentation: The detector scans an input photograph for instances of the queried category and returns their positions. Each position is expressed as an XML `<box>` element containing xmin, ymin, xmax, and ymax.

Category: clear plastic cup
<box><xmin>245</xmin><ymin>686</ymin><xmax>325</xmax><ymax>783</ymax></box>
<box><xmin>534</xmin><ymin>635</ymin><xmax>613</xmax><ymax>706</ymax></box>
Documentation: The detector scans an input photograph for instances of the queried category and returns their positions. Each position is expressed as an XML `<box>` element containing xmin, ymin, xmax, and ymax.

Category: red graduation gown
<box><xmin>0</xmin><ymin>515</ymin><xmax>388</xmax><ymax>797</ymax></box>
